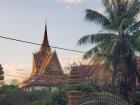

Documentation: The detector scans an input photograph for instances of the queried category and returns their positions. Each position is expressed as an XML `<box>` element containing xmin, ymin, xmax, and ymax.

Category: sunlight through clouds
<box><xmin>3</xmin><ymin>56</ymin><xmax>88</xmax><ymax>84</ymax></box>
<box><xmin>3</xmin><ymin>55</ymin><xmax>91</xmax><ymax>84</ymax></box>
<box><xmin>59</xmin><ymin>55</ymin><xmax>90</xmax><ymax>67</ymax></box>
<box><xmin>3</xmin><ymin>64</ymin><xmax>31</xmax><ymax>84</ymax></box>
<box><xmin>96</xmin><ymin>7</ymin><xmax>105</xmax><ymax>14</ymax></box>
<box><xmin>65</xmin><ymin>6</ymin><xmax>70</xmax><ymax>9</ymax></box>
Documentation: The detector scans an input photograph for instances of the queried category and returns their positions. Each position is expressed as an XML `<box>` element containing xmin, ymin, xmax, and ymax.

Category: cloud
<box><xmin>96</xmin><ymin>7</ymin><xmax>105</xmax><ymax>14</ymax></box>
<box><xmin>58</xmin><ymin>0</ymin><xmax>85</xmax><ymax>4</ymax></box>
<box><xmin>59</xmin><ymin>55</ymin><xmax>91</xmax><ymax>74</ymax></box>
<box><xmin>3</xmin><ymin>64</ymin><xmax>31</xmax><ymax>84</ymax></box>
<box><xmin>59</xmin><ymin>55</ymin><xmax>90</xmax><ymax>67</ymax></box>
<box><xmin>65</xmin><ymin>6</ymin><xmax>70</xmax><ymax>9</ymax></box>
<box><xmin>3</xmin><ymin>55</ymin><xmax>90</xmax><ymax>84</ymax></box>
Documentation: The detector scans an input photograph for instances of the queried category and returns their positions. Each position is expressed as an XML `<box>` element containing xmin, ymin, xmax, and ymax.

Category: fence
<box><xmin>67</xmin><ymin>85</ymin><xmax>132</xmax><ymax>105</ymax></box>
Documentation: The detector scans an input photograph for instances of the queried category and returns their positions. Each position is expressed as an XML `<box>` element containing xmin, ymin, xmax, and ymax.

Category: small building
<box><xmin>67</xmin><ymin>64</ymin><xmax>112</xmax><ymax>85</ymax></box>
<box><xmin>19</xmin><ymin>25</ymin><xmax>66</xmax><ymax>92</ymax></box>
<box><xmin>75</xmin><ymin>64</ymin><xmax>112</xmax><ymax>84</ymax></box>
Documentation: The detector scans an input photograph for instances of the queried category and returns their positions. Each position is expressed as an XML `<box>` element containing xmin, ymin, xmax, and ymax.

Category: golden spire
<box><xmin>40</xmin><ymin>25</ymin><xmax>51</xmax><ymax>52</ymax></box>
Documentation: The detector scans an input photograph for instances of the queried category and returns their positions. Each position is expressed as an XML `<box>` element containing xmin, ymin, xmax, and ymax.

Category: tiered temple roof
<box><xmin>68</xmin><ymin>66</ymin><xmax>79</xmax><ymax>84</ymax></box>
<box><xmin>19</xmin><ymin>25</ymin><xmax>65</xmax><ymax>88</ymax></box>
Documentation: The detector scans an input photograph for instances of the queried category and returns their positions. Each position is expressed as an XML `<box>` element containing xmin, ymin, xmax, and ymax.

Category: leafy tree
<box><xmin>0</xmin><ymin>85</ymin><xmax>23</xmax><ymax>105</ymax></box>
<box><xmin>0</xmin><ymin>82</ymin><xmax>97</xmax><ymax>105</ymax></box>
<box><xmin>8</xmin><ymin>90</ymin><xmax>46</xmax><ymax>105</ymax></box>
<box><xmin>78</xmin><ymin>0</ymin><xmax>140</xmax><ymax>90</ymax></box>
<box><xmin>0</xmin><ymin>85</ymin><xmax>46</xmax><ymax>105</ymax></box>
<box><xmin>0</xmin><ymin>64</ymin><xmax>4</xmax><ymax>83</ymax></box>
<box><xmin>0</xmin><ymin>64</ymin><xmax>4</xmax><ymax>95</ymax></box>
<box><xmin>1</xmin><ymin>83</ymin><xmax>139</xmax><ymax>105</ymax></box>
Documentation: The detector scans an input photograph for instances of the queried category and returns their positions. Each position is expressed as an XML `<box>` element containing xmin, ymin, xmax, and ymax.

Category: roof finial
<box><xmin>45</xmin><ymin>18</ymin><xmax>47</xmax><ymax>30</ymax></box>
<box><xmin>40</xmin><ymin>20</ymin><xmax>51</xmax><ymax>52</ymax></box>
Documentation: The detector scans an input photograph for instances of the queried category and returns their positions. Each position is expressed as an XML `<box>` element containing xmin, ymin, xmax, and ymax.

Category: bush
<box><xmin>0</xmin><ymin>85</ymin><xmax>23</xmax><ymax>105</ymax></box>
<box><xmin>45</xmin><ymin>81</ymin><xmax>98</xmax><ymax>105</ymax></box>
<box><xmin>0</xmin><ymin>85</ymin><xmax>48</xmax><ymax>105</ymax></box>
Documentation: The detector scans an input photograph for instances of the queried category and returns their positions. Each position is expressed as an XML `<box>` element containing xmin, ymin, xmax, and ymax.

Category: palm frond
<box><xmin>78</xmin><ymin>33</ymin><xmax>117</xmax><ymax>45</ymax></box>
<box><xmin>131</xmin><ymin>30</ymin><xmax>140</xmax><ymax>51</ymax></box>
<box><xmin>102</xmin><ymin>0</ymin><xmax>114</xmax><ymax>14</ymax></box>
<box><xmin>128</xmin><ymin>21</ymin><xmax>140</xmax><ymax>32</ymax></box>
<box><xmin>104</xmin><ymin>0</ymin><xmax>139</xmax><ymax>32</ymax></box>
<box><xmin>102</xmin><ymin>0</ymin><xmax>117</xmax><ymax>31</ymax></box>
<box><xmin>85</xmin><ymin>9</ymin><xmax>111</xmax><ymax>30</ymax></box>
<box><xmin>123</xmin><ymin>0</ymin><xmax>140</xmax><ymax>30</ymax></box>
<box><xmin>101</xmin><ymin>40</ymin><xmax>117</xmax><ymax>56</ymax></box>
<box><xmin>112</xmin><ymin>0</ymin><xmax>131</xmax><ymax>31</ymax></box>
<box><xmin>127</xmin><ymin>0</ymin><xmax>140</xmax><ymax>18</ymax></box>
<box><xmin>83</xmin><ymin>46</ymin><xmax>100</xmax><ymax>59</ymax></box>
<box><xmin>83</xmin><ymin>38</ymin><xmax>116</xmax><ymax>62</ymax></box>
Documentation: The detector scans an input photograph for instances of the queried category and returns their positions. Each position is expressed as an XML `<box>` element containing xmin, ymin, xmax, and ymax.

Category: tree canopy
<box><xmin>78</xmin><ymin>0</ymin><xmax>140</xmax><ymax>89</ymax></box>
<box><xmin>0</xmin><ymin>64</ymin><xmax>4</xmax><ymax>82</ymax></box>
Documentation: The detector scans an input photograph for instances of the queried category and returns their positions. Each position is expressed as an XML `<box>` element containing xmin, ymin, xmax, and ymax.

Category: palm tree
<box><xmin>78</xmin><ymin>0</ymin><xmax>140</xmax><ymax>89</ymax></box>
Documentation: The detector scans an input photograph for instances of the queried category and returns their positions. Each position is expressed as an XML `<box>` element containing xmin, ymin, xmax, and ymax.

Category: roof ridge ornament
<box><xmin>40</xmin><ymin>24</ymin><xmax>51</xmax><ymax>52</ymax></box>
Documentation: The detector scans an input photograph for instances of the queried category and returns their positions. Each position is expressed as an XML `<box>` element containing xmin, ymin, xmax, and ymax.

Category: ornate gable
<box><xmin>41</xmin><ymin>51</ymin><xmax>62</xmax><ymax>73</ymax></box>
<box><xmin>20</xmin><ymin>25</ymin><xmax>65</xmax><ymax>88</ymax></box>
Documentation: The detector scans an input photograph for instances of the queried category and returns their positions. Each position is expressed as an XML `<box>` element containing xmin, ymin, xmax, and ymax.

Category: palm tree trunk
<box><xmin>112</xmin><ymin>55</ymin><xmax>118</xmax><ymax>86</ymax></box>
<box><xmin>136</xmin><ymin>70</ymin><xmax>140</xmax><ymax>86</ymax></box>
<box><xmin>112</xmin><ymin>68</ymin><xmax>117</xmax><ymax>86</ymax></box>
<box><xmin>125</xmin><ymin>54</ymin><xmax>137</xmax><ymax>89</ymax></box>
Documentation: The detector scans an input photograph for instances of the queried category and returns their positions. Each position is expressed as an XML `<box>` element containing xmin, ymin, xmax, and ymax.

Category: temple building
<box><xmin>19</xmin><ymin>25</ymin><xmax>66</xmax><ymax>92</ymax></box>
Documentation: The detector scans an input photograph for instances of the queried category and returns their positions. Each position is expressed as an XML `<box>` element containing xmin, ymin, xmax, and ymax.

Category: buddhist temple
<box><xmin>19</xmin><ymin>25</ymin><xmax>140</xmax><ymax>91</ymax></box>
<box><xmin>19</xmin><ymin>25</ymin><xmax>66</xmax><ymax>92</ymax></box>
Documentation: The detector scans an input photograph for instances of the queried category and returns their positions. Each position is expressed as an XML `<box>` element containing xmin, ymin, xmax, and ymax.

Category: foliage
<box><xmin>0</xmin><ymin>85</ymin><xmax>23</xmax><ymax>105</ymax></box>
<box><xmin>0</xmin><ymin>64</ymin><xmax>4</xmax><ymax>81</ymax></box>
<box><xmin>0</xmin><ymin>85</ymin><xmax>49</xmax><ymax>105</ymax></box>
<box><xmin>0</xmin><ymin>83</ymin><xmax>139</xmax><ymax>105</ymax></box>
<box><xmin>9</xmin><ymin>90</ymin><xmax>47</xmax><ymax>105</ymax></box>
<box><xmin>19</xmin><ymin>100</ymin><xmax>45</xmax><ymax>105</ymax></box>
<box><xmin>134</xmin><ymin>91</ymin><xmax>140</xmax><ymax>105</ymax></box>
<box><xmin>0</xmin><ymin>82</ymin><xmax>96</xmax><ymax>105</ymax></box>
<box><xmin>0</xmin><ymin>64</ymin><xmax>4</xmax><ymax>93</ymax></box>
<box><xmin>78</xmin><ymin>0</ymin><xmax>140</xmax><ymax>94</ymax></box>
<box><xmin>45</xmin><ymin>81</ymin><xmax>98</xmax><ymax>105</ymax></box>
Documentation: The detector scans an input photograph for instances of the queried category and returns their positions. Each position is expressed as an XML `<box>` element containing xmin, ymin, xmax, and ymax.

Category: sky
<box><xmin>0</xmin><ymin>0</ymin><xmax>104</xmax><ymax>84</ymax></box>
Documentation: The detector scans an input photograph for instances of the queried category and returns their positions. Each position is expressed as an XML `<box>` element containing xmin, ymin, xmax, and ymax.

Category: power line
<box><xmin>0</xmin><ymin>35</ymin><xmax>86</xmax><ymax>53</ymax></box>
<box><xmin>0</xmin><ymin>35</ymin><xmax>133</xmax><ymax>58</ymax></box>
<box><xmin>0</xmin><ymin>35</ymin><xmax>117</xmax><ymax>58</ymax></box>
<box><xmin>4</xmin><ymin>74</ymin><xmax>27</xmax><ymax>79</ymax></box>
